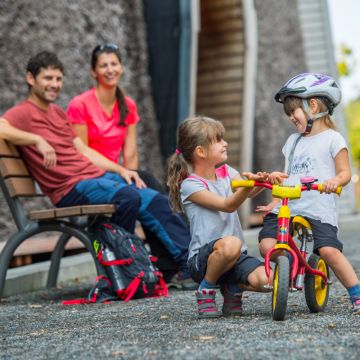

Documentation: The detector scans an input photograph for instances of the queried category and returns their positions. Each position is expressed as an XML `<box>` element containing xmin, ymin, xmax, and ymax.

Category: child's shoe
<box><xmin>351</xmin><ymin>298</ymin><xmax>360</xmax><ymax>315</ymax></box>
<box><xmin>196</xmin><ymin>289</ymin><xmax>222</xmax><ymax>318</ymax></box>
<box><xmin>220</xmin><ymin>285</ymin><xmax>243</xmax><ymax>317</ymax></box>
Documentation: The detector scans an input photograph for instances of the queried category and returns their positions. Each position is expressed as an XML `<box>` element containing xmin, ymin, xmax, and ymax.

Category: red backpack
<box><xmin>62</xmin><ymin>221</ymin><xmax>168</xmax><ymax>305</ymax></box>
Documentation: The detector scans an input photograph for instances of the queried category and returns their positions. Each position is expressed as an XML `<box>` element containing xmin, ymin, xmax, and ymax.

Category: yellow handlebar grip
<box><xmin>318</xmin><ymin>183</ymin><xmax>342</xmax><ymax>196</ymax></box>
<box><xmin>231</xmin><ymin>179</ymin><xmax>255</xmax><ymax>192</ymax></box>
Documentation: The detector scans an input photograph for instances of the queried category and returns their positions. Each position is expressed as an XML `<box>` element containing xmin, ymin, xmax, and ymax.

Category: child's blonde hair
<box><xmin>167</xmin><ymin>116</ymin><xmax>225</xmax><ymax>212</ymax></box>
<box><xmin>283</xmin><ymin>96</ymin><xmax>337</xmax><ymax>130</ymax></box>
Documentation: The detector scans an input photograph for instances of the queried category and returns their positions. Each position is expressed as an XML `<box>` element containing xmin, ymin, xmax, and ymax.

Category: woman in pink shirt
<box><xmin>67</xmin><ymin>44</ymin><xmax>163</xmax><ymax>192</ymax></box>
<box><xmin>66</xmin><ymin>44</ymin><xmax>196</xmax><ymax>290</ymax></box>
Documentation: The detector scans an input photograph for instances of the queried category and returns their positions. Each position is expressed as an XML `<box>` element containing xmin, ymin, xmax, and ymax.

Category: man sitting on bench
<box><xmin>0</xmin><ymin>51</ymin><xmax>196</xmax><ymax>290</ymax></box>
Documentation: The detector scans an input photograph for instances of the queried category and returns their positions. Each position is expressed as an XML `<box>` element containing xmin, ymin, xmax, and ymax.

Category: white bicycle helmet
<box><xmin>274</xmin><ymin>73</ymin><xmax>341</xmax><ymax>115</ymax></box>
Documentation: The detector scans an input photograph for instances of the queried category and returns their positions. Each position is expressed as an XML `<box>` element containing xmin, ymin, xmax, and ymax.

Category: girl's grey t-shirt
<box><xmin>180</xmin><ymin>164</ymin><xmax>246</xmax><ymax>260</ymax></box>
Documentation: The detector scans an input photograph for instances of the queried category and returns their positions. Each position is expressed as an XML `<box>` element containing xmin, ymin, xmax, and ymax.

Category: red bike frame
<box><xmin>253</xmin><ymin>181</ymin><xmax>330</xmax><ymax>289</ymax></box>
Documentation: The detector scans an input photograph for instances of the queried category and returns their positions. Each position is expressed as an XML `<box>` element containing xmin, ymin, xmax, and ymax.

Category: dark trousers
<box><xmin>57</xmin><ymin>172</ymin><xmax>190</xmax><ymax>273</ymax></box>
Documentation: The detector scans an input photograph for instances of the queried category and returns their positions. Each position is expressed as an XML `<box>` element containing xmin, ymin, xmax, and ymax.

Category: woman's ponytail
<box><xmin>116</xmin><ymin>87</ymin><xmax>129</xmax><ymax>126</ymax></box>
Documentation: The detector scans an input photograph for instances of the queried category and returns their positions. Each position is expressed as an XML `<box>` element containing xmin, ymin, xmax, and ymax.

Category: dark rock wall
<box><xmin>0</xmin><ymin>0</ymin><xmax>162</xmax><ymax>236</ymax></box>
<box><xmin>252</xmin><ymin>0</ymin><xmax>307</xmax><ymax>207</ymax></box>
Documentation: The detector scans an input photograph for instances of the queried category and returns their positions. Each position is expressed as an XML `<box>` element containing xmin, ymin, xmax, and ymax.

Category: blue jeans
<box><xmin>57</xmin><ymin>172</ymin><xmax>190</xmax><ymax>268</ymax></box>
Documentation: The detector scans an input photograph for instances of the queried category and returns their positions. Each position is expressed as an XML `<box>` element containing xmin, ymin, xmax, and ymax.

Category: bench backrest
<box><xmin>0</xmin><ymin>139</ymin><xmax>39</xmax><ymax>197</ymax></box>
<box><xmin>0</xmin><ymin>139</ymin><xmax>115</xmax><ymax>230</ymax></box>
<box><xmin>0</xmin><ymin>139</ymin><xmax>42</xmax><ymax>229</ymax></box>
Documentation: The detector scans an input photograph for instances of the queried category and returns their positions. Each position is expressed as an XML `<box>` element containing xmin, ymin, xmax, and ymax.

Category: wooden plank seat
<box><xmin>29</xmin><ymin>204</ymin><xmax>116</xmax><ymax>220</ymax></box>
<box><xmin>0</xmin><ymin>138</ymin><xmax>116</xmax><ymax>298</ymax></box>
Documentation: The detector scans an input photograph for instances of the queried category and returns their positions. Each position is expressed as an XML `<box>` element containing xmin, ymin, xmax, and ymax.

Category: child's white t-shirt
<box><xmin>272</xmin><ymin>129</ymin><xmax>348</xmax><ymax>227</ymax></box>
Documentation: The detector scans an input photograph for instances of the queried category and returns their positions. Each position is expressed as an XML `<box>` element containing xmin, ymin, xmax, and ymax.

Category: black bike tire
<box><xmin>304</xmin><ymin>254</ymin><xmax>330</xmax><ymax>313</ymax></box>
<box><xmin>272</xmin><ymin>255</ymin><xmax>290</xmax><ymax>321</ymax></box>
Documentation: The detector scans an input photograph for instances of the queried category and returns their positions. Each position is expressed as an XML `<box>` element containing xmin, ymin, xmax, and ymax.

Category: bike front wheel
<box><xmin>304</xmin><ymin>254</ymin><xmax>330</xmax><ymax>313</ymax></box>
<box><xmin>272</xmin><ymin>255</ymin><xmax>290</xmax><ymax>321</ymax></box>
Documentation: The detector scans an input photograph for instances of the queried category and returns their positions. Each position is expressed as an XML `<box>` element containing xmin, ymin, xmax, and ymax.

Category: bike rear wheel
<box><xmin>272</xmin><ymin>255</ymin><xmax>289</xmax><ymax>321</ymax></box>
<box><xmin>304</xmin><ymin>254</ymin><xmax>330</xmax><ymax>313</ymax></box>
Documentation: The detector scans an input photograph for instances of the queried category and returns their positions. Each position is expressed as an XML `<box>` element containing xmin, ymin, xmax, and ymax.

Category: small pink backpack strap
<box><xmin>187</xmin><ymin>175</ymin><xmax>209</xmax><ymax>189</ymax></box>
<box><xmin>215</xmin><ymin>164</ymin><xmax>230</xmax><ymax>179</ymax></box>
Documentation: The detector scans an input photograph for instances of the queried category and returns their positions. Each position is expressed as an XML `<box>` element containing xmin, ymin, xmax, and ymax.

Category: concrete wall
<box><xmin>0</xmin><ymin>0</ymin><xmax>162</xmax><ymax>237</ymax></box>
<box><xmin>252</xmin><ymin>0</ymin><xmax>307</xmax><ymax>209</ymax></box>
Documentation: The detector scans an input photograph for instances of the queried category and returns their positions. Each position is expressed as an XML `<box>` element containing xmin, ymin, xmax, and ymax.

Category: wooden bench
<box><xmin>0</xmin><ymin>139</ymin><xmax>116</xmax><ymax>298</ymax></box>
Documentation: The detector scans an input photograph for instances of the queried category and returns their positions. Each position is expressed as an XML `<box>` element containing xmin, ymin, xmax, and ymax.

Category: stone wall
<box><xmin>0</xmin><ymin>0</ymin><xmax>162</xmax><ymax>236</ymax></box>
<box><xmin>252</xmin><ymin>0</ymin><xmax>307</xmax><ymax>208</ymax></box>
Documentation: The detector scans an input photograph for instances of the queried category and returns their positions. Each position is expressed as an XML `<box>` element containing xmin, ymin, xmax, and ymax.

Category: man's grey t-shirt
<box><xmin>180</xmin><ymin>164</ymin><xmax>246</xmax><ymax>260</ymax></box>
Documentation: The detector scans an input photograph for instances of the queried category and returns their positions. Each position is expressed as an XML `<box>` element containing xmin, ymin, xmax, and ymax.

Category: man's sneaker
<box><xmin>196</xmin><ymin>289</ymin><xmax>222</xmax><ymax>319</ymax></box>
<box><xmin>167</xmin><ymin>271</ymin><xmax>198</xmax><ymax>290</ymax></box>
<box><xmin>220</xmin><ymin>285</ymin><xmax>243</xmax><ymax>317</ymax></box>
<box><xmin>351</xmin><ymin>298</ymin><xmax>360</xmax><ymax>314</ymax></box>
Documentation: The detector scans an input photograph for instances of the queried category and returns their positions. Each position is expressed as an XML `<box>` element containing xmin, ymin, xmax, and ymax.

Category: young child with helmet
<box><xmin>257</xmin><ymin>72</ymin><xmax>360</xmax><ymax>314</ymax></box>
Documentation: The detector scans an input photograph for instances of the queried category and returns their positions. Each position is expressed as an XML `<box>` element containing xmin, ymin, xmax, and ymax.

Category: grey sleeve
<box><xmin>180</xmin><ymin>178</ymin><xmax>208</xmax><ymax>203</ymax></box>
<box><xmin>227</xmin><ymin>165</ymin><xmax>240</xmax><ymax>179</ymax></box>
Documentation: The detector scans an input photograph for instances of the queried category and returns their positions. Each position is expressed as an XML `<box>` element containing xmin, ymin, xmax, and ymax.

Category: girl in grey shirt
<box><xmin>167</xmin><ymin>116</ymin><xmax>286</xmax><ymax>318</ymax></box>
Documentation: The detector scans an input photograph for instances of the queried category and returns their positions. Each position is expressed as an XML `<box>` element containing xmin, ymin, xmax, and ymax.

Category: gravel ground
<box><xmin>1</xmin><ymin>219</ymin><xmax>359</xmax><ymax>360</ymax></box>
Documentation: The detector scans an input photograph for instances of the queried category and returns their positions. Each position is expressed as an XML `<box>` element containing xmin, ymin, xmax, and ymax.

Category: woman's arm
<box><xmin>73</xmin><ymin>136</ymin><xmax>146</xmax><ymax>188</ymax></box>
<box><xmin>122</xmin><ymin>124</ymin><xmax>138</xmax><ymax>169</ymax></box>
<box><xmin>72</xmin><ymin>124</ymin><xmax>89</xmax><ymax>145</ymax></box>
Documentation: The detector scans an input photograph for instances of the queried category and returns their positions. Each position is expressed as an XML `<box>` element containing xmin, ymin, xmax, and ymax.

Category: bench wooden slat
<box><xmin>55</xmin><ymin>206</ymin><xmax>82</xmax><ymax>217</ymax></box>
<box><xmin>0</xmin><ymin>158</ymin><xmax>30</xmax><ymax>177</ymax></box>
<box><xmin>0</xmin><ymin>139</ymin><xmax>20</xmax><ymax>157</ymax></box>
<box><xmin>29</xmin><ymin>204</ymin><xmax>116</xmax><ymax>221</ymax></box>
<box><xmin>28</xmin><ymin>209</ymin><xmax>56</xmax><ymax>220</ymax></box>
<box><xmin>4</xmin><ymin>177</ymin><xmax>39</xmax><ymax>197</ymax></box>
<box><xmin>29</xmin><ymin>207</ymin><xmax>82</xmax><ymax>220</ymax></box>
<box><xmin>81</xmin><ymin>204</ymin><xmax>116</xmax><ymax>215</ymax></box>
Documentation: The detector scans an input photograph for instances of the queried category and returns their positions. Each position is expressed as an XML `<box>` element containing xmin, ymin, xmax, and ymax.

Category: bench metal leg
<box><xmin>46</xmin><ymin>233</ymin><xmax>71</xmax><ymax>288</ymax></box>
<box><xmin>0</xmin><ymin>223</ymin><xmax>39</xmax><ymax>299</ymax></box>
<box><xmin>0</xmin><ymin>221</ymin><xmax>105</xmax><ymax>299</ymax></box>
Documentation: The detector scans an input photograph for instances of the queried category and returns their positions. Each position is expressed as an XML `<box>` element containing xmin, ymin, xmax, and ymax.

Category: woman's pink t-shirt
<box><xmin>66</xmin><ymin>88</ymin><xmax>140</xmax><ymax>163</ymax></box>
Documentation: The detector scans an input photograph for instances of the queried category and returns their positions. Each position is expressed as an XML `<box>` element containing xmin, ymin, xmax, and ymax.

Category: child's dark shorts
<box><xmin>258</xmin><ymin>213</ymin><xmax>343</xmax><ymax>254</ymax></box>
<box><xmin>187</xmin><ymin>239</ymin><xmax>263</xmax><ymax>285</ymax></box>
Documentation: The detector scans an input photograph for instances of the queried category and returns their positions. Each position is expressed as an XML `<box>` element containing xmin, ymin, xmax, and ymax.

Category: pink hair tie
<box><xmin>175</xmin><ymin>148</ymin><xmax>182</xmax><ymax>155</ymax></box>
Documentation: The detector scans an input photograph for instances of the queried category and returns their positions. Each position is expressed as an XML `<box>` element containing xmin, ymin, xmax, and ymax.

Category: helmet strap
<box><xmin>301</xmin><ymin>99</ymin><xmax>329</xmax><ymax>135</ymax></box>
<box><xmin>304</xmin><ymin>117</ymin><xmax>313</xmax><ymax>135</ymax></box>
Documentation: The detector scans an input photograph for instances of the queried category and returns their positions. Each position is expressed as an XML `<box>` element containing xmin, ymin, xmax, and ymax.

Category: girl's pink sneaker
<box><xmin>196</xmin><ymin>289</ymin><xmax>222</xmax><ymax>319</ymax></box>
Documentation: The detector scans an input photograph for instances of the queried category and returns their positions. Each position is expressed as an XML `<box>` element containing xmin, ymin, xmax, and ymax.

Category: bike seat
<box><xmin>292</xmin><ymin>216</ymin><xmax>311</xmax><ymax>229</ymax></box>
<box><xmin>292</xmin><ymin>216</ymin><xmax>313</xmax><ymax>242</ymax></box>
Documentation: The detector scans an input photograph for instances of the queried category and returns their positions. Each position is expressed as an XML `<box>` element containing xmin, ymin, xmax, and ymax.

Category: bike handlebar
<box><xmin>231</xmin><ymin>179</ymin><xmax>342</xmax><ymax>199</ymax></box>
